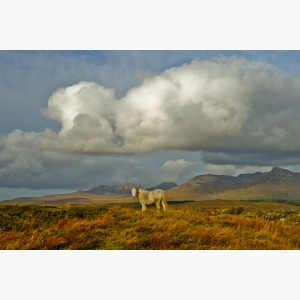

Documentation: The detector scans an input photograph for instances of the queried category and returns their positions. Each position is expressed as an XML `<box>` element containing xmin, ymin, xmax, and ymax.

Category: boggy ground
<box><xmin>1</xmin><ymin>200</ymin><xmax>300</xmax><ymax>250</ymax></box>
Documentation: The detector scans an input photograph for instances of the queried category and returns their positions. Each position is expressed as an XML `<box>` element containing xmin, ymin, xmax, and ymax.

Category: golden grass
<box><xmin>1</xmin><ymin>203</ymin><xmax>300</xmax><ymax>250</ymax></box>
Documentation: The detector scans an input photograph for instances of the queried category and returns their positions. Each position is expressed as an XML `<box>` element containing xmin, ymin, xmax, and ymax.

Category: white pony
<box><xmin>131</xmin><ymin>186</ymin><xmax>168</xmax><ymax>211</ymax></box>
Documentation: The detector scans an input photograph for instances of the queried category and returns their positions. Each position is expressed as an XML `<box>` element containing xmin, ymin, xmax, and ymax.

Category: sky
<box><xmin>1</xmin><ymin>50</ymin><xmax>300</xmax><ymax>200</ymax></box>
<box><xmin>1</xmin><ymin>1</ymin><xmax>300</xmax><ymax>201</ymax></box>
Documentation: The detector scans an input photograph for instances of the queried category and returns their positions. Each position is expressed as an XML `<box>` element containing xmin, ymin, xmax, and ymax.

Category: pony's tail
<box><xmin>162</xmin><ymin>192</ymin><xmax>168</xmax><ymax>211</ymax></box>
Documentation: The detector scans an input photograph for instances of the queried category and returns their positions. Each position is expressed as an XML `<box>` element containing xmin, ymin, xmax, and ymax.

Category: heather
<box><xmin>1</xmin><ymin>202</ymin><xmax>300</xmax><ymax>250</ymax></box>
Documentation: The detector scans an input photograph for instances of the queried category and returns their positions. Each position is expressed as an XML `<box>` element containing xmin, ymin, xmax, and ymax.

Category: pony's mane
<box><xmin>137</xmin><ymin>186</ymin><xmax>147</xmax><ymax>193</ymax></box>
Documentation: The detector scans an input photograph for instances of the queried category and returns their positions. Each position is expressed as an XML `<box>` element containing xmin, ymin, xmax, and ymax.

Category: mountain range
<box><xmin>85</xmin><ymin>182</ymin><xmax>178</xmax><ymax>196</ymax></box>
<box><xmin>165</xmin><ymin>167</ymin><xmax>300</xmax><ymax>201</ymax></box>
<box><xmin>2</xmin><ymin>167</ymin><xmax>300</xmax><ymax>205</ymax></box>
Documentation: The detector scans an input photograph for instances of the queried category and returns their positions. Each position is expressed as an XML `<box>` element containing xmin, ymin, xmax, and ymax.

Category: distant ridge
<box><xmin>86</xmin><ymin>183</ymin><xmax>135</xmax><ymax>196</ymax></box>
<box><xmin>85</xmin><ymin>182</ymin><xmax>178</xmax><ymax>195</ymax></box>
<box><xmin>166</xmin><ymin>167</ymin><xmax>300</xmax><ymax>201</ymax></box>
<box><xmin>237</xmin><ymin>172</ymin><xmax>263</xmax><ymax>178</ymax></box>
<box><xmin>146</xmin><ymin>182</ymin><xmax>178</xmax><ymax>191</ymax></box>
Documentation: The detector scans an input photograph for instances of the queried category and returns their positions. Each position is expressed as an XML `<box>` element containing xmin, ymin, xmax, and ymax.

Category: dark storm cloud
<box><xmin>201</xmin><ymin>151</ymin><xmax>300</xmax><ymax>167</ymax></box>
<box><xmin>0</xmin><ymin>153</ymin><xmax>154</xmax><ymax>190</ymax></box>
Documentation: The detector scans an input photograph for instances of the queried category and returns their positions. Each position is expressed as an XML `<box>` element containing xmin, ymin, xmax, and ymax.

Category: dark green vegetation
<box><xmin>245</xmin><ymin>199</ymin><xmax>300</xmax><ymax>206</ymax></box>
<box><xmin>1</xmin><ymin>200</ymin><xmax>300</xmax><ymax>250</ymax></box>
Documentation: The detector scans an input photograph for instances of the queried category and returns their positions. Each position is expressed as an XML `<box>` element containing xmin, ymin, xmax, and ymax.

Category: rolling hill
<box><xmin>86</xmin><ymin>183</ymin><xmax>135</xmax><ymax>196</ymax></box>
<box><xmin>0</xmin><ymin>182</ymin><xmax>177</xmax><ymax>205</ymax></box>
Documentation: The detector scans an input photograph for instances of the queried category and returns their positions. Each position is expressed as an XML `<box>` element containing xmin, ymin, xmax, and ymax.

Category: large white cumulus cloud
<box><xmin>2</xmin><ymin>56</ymin><xmax>300</xmax><ymax>188</ymax></box>
<box><xmin>33</xmin><ymin>56</ymin><xmax>300</xmax><ymax>155</ymax></box>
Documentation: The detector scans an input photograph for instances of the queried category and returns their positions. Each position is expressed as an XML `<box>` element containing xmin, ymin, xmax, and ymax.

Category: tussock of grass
<box><xmin>1</xmin><ymin>204</ymin><xmax>300</xmax><ymax>250</ymax></box>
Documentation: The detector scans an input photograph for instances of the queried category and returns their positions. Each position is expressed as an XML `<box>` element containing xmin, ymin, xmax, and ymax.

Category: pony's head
<box><xmin>131</xmin><ymin>186</ymin><xmax>139</xmax><ymax>199</ymax></box>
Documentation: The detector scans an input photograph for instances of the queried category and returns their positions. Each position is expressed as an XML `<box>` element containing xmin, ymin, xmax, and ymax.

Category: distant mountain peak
<box><xmin>146</xmin><ymin>182</ymin><xmax>178</xmax><ymax>191</ymax></box>
<box><xmin>115</xmin><ymin>183</ymin><xmax>135</xmax><ymax>188</ymax></box>
<box><xmin>270</xmin><ymin>167</ymin><xmax>291</xmax><ymax>173</ymax></box>
<box><xmin>237</xmin><ymin>172</ymin><xmax>263</xmax><ymax>179</ymax></box>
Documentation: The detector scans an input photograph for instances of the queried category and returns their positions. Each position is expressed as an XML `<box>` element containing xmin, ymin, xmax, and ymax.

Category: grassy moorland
<box><xmin>1</xmin><ymin>201</ymin><xmax>300</xmax><ymax>250</ymax></box>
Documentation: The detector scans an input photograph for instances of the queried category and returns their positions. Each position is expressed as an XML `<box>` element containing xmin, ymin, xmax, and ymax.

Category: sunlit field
<box><xmin>1</xmin><ymin>201</ymin><xmax>300</xmax><ymax>250</ymax></box>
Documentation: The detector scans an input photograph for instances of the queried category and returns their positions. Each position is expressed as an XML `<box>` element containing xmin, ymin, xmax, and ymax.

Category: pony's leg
<box><xmin>139</xmin><ymin>199</ymin><xmax>147</xmax><ymax>211</ymax></box>
<box><xmin>155</xmin><ymin>200</ymin><xmax>161</xmax><ymax>212</ymax></box>
<box><xmin>161</xmin><ymin>193</ymin><xmax>167</xmax><ymax>211</ymax></box>
<box><xmin>161</xmin><ymin>199</ymin><xmax>167</xmax><ymax>211</ymax></box>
